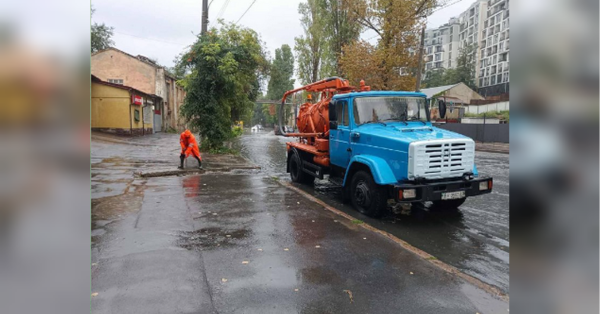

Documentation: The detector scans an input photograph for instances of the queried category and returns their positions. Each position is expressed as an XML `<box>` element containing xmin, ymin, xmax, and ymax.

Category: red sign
<box><xmin>132</xmin><ymin>95</ymin><xmax>143</xmax><ymax>105</ymax></box>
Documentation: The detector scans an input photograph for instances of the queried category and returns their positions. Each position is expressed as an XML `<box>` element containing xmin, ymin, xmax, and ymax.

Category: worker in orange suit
<box><xmin>178</xmin><ymin>130</ymin><xmax>202</xmax><ymax>169</ymax></box>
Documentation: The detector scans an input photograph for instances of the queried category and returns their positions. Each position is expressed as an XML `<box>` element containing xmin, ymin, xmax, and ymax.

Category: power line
<box><xmin>217</xmin><ymin>0</ymin><xmax>231</xmax><ymax>20</ymax></box>
<box><xmin>236</xmin><ymin>0</ymin><xmax>257</xmax><ymax>24</ymax></box>
<box><xmin>114</xmin><ymin>31</ymin><xmax>189</xmax><ymax>46</ymax></box>
<box><xmin>430</xmin><ymin>0</ymin><xmax>468</xmax><ymax>14</ymax></box>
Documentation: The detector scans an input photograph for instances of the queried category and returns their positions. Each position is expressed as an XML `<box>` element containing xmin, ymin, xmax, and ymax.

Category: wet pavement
<box><xmin>91</xmin><ymin>131</ymin><xmax>509</xmax><ymax>313</ymax></box>
<box><xmin>234</xmin><ymin>129</ymin><xmax>509</xmax><ymax>294</ymax></box>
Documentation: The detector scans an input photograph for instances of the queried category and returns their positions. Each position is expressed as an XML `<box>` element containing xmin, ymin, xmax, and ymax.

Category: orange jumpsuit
<box><xmin>180</xmin><ymin>130</ymin><xmax>202</xmax><ymax>160</ymax></box>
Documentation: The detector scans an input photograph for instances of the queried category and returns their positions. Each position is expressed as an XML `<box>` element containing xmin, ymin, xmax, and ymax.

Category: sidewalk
<box><xmin>476</xmin><ymin>142</ymin><xmax>509</xmax><ymax>154</ymax></box>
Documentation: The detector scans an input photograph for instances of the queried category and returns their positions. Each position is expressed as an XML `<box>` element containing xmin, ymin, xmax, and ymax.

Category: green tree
<box><xmin>422</xmin><ymin>68</ymin><xmax>446</xmax><ymax>88</ymax></box>
<box><xmin>445</xmin><ymin>43</ymin><xmax>477</xmax><ymax>90</ymax></box>
<box><xmin>178</xmin><ymin>22</ymin><xmax>268</xmax><ymax>150</ymax></box>
<box><xmin>91</xmin><ymin>6</ymin><xmax>114</xmax><ymax>53</ymax></box>
<box><xmin>294</xmin><ymin>0</ymin><xmax>327</xmax><ymax>85</ymax></box>
<box><xmin>321</xmin><ymin>0</ymin><xmax>361</xmax><ymax>75</ymax></box>
<box><xmin>266</xmin><ymin>45</ymin><xmax>295</xmax><ymax>100</ymax></box>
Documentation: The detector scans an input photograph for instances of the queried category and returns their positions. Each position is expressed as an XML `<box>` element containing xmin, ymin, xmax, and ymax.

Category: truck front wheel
<box><xmin>431</xmin><ymin>198</ymin><xmax>466</xmax><ymax>210</ymax></box>
<box><xmin>350</xmin><ymin>170</ymin><xmax>387</xmax><ymax>218</ymax></box>
<box><xmin>289</xmin><ymin>151</ymin><xmax>314</xmax><ymax>185</ymax></box>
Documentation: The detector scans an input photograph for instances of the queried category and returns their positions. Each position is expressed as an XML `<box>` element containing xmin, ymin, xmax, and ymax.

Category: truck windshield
<box><xmin>353</xmin><ymin>96</ymin><xmax>427</xmax><ymax>125</ymax></box>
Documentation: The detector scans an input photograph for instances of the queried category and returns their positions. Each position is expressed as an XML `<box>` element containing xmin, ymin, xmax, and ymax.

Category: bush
<box><xmin>231</xmin><ymin>126</ymin><xmax>244</xmax><ymax>137</ymax></box>
<box><xmin>463</xmin><ymin>110</ymin><xmax>509</xmax><ymax>121</ymax></box>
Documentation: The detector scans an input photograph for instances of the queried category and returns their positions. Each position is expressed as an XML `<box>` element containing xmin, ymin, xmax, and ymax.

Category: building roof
<box><xmin>91</xmin><ymin>75</ymin><xmax>161</xmax><ymax>100</ymax></box>
<box><xmin>419</xmin><ymin>83</ymin><xmax>461</xmax><ymax>98</ymax></box>
<box><xmin>92</xmin><ymin>47</ymin><xmax>177</xmax><ymax>79</ymax></box>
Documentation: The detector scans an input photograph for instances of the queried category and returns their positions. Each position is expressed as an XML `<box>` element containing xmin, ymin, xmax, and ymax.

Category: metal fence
<box><xmin>435</xmin><ymin>123</ymin><xmax>509</xmax><ymax>143</ymax></box>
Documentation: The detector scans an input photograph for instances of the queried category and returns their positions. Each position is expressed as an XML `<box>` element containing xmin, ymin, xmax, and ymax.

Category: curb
<box><xmin>136</xmin><ymin>165</ymin><xmax>261</xmax><ymax>178</ymax></box>
<box><xmin>279</xmin><ymin>180</ymin><xmax>509</xmax><ymax>303</ymax></box>
<box><xmin>92</xmin><ymin>135</ymin><xmax>153</xmax><ymax>147</ymax></box>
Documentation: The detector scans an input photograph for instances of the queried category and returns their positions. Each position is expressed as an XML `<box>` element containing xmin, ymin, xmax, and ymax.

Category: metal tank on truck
<box><xmin>278</xmin><ymin>77</ymin><xmax>493</xmax><ymax>218</ymax></box>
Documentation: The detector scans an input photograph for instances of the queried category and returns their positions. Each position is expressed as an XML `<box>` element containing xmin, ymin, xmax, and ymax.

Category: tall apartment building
<box><xmin>478</xmin><ymin>0</ymin><xmax>510</xmax><ymax>96</ymax></box>
<box><xmin>457</xmin><ymin>0</ymin><xmax>488</xmax><ymax>86</ymax></box>
<box><xmin>423</xmin><ymin>17</ymin><xmax>461</xmax><ymax>71</ymax></box>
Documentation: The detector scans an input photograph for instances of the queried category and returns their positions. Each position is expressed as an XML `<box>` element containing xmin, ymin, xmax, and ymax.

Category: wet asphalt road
<box><xmin>235</xmin><ymin>129</ymin><xmax>509</xmax><ymax>293</ymax></box>
<box><xmin>91</xmin><ymin>132</ymin><xmax>508</xmax><ymax>313</ymax></box>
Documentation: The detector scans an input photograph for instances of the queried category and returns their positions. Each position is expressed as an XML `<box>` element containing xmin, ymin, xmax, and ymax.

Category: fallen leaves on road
<box><xmin>294</xmin><ymin>288</ymin><xmax>299</xmax><ymax>292</ymax></box>
<box><xmin>242</xmin><ymin>261</ymin><xmax>249</xmax><ymax>264</ymax></box>
<box><xmin>226</xmin><ymin>234</ymin><xmax>231</xmax><ymax>238</ymax></box>
<box><xmin>257</xmin><ymin>248</ymin><xmax>263</xmax><ymax>251</ymax></box>
<box><xmin>221</xmin><ymin>278</ymin><xmax>228</xmax><ymax>283</ymax></box>
<box><xmin>311</xmin><ymin>220</ymin><xmax>315</xmax><ymax>222</ymax></box>
<box><xmin>343</xmin><ymin>290</ymin><xmax>354</xmax><ymax>303</ymax></box>
<box><xmin>297</xmin><ymin>202</ymin><xmax>300</xmax><ymax>204</ymax></box>
<box><xmin>212</xmin><ymin>213</ymin><xmax>218</xmax><ymax>216</ymax></box>
<box><xmin>410</xmin><ymin>272</ymin><xmax>414</xmax><ymax>275</ymax></box>
<box><xmin>315</xmin><ymin>245</ymin><xmax>321</xmax><ymax>248</ymax></box>
<box><xmin>91</xmin><ymin>292</ymin><xmax>98</xmax><ymax>297</ymax></box>
<box><xmin>284</xmin><ymin>248</ymin><xmax>289</xmax><ymax>251</ymax></box>
<box><xmin>363</xmin><ymin>237</ymin><xmax>367</xmax><ymax>240</ymax></box>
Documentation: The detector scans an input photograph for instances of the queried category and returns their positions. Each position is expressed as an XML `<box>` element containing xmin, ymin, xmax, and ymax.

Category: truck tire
<box><xmin>289</xmin><ymin>151</ymin><xmax>314</xmax><ymax>185</ymax></box>
<box><xmin>431</xmin><ymin>198</ymin><xmax>466</xmax><ymax>210</ymax></box>
<box><xmin>350</xmin><ymin>170</ymin><xmax>387</xmax><ymax>218</ymax></box>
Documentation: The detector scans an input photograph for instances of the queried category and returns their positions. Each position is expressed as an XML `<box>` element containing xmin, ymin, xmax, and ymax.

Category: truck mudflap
<box><xmin>393</xmin><ymin>177</ymin><xmax>493</xmax><ymax>202</ymax></box>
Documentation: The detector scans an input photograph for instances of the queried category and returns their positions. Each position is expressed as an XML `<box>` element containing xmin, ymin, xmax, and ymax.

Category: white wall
<box><xmin>465</xmin><ymin>101</ymin><xmax>509</xmax><ymax>114</ymax></box>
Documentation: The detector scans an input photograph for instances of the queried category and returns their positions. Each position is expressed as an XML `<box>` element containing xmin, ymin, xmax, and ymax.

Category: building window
<box><xmin>427</xmin><ymin>47</ymin><xmax>432</xmax><ymax>54</ymax></box>
<box><xmin>108</xmin><ymin>79</ymin><xmax>123</xmax><ymax>85</ymax></box>
<box><xmin>449</xmin><ymin>43</ymin><xmax>453</xmax><ymax>50</ymax></box>
<box><xmin>435</xmin><ymin>46</ymin><xmax>442</xmax><ymax>53</ymax></box>
<box><xmin>448</xmin><ymin>60</ymin><xmax>452</xmax><ymax>67</ymax></box>
<box><xmin>435</xmin><ymin>53</ymin><xmax>441</xmax><ymax>61</ymax></box>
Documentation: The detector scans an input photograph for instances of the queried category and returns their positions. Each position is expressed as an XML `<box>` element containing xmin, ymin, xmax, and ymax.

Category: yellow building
<box><xmin>91</xmin><ymin>75</ymin><xmax>160</xmax><ymax>136</ymax></box>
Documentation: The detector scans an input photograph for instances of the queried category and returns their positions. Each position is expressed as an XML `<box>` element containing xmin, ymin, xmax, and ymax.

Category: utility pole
<box><xmin>415</xmin><ymin>27</ymin><xmax>426</xmax><ymax>92</ymax></box>
<box><xmin>201</xmin><ymin>0</ymin><xmax>208</xmax><ymax>35</ymax></box>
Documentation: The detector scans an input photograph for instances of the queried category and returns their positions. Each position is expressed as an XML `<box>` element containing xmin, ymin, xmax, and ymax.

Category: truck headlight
<box><xmin>400</xmin><ymin>189</ymin><xmax>416</xmax><ymax>199</ymax></box>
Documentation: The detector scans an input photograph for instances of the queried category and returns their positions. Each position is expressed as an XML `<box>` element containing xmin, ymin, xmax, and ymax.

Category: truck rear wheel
<box><xmin>289</xmin><ymin>150</ymin><xmax>314</xmax><ymax>185</ymax></box>
<box><xmin>431</xmin><ymin>198</ymin><xmax>466</xmax><ymax>210</ymax></box>
<box><xmin>350</xmin><ymin>170</ymin><xmax>387</xmax><ymax>218</ymax></box>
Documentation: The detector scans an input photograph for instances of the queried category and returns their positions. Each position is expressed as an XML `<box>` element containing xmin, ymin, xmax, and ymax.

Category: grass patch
<box><xmin>203</xmin><ymin>146</ymin><xmax>240</xmax><ymax>155</ymax></box>
<box><xmin>351</xmin><ymin>219</ymin><xmax>364</xmax><ymax>225</ymax></box>
<box><xmin>427</xmin><ymin>256</ymin><xmax>438</xmax><ymax>260</ymax></box>
<box><xmin>271</xmin><ymin>176</ymin><xmax>280</xmax><ymax>181</ymax></box>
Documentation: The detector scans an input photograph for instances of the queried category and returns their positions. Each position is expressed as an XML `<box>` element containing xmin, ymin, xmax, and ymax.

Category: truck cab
<box><xmin>287</xmin><ymin>90</ymin><xmax>493</xmax><ymax>217</ymax></box>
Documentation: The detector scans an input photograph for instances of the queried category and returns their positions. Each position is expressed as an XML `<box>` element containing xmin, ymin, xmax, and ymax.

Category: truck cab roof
<box><xmin>332</xmin><ymin>91</ymin><xmax>427</xmax><ymax>99</ymax></box>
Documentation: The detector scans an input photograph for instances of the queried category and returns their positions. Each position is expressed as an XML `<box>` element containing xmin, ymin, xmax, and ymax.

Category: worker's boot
<box><xmin>196</xmin><ymin>157</ymin><xmax>203</xmax><ymax>169</ymax></box>
<box><xmin>178</xmin><ymin>154</ymin><xmax>185</xmax><ymax>169</ymax></box>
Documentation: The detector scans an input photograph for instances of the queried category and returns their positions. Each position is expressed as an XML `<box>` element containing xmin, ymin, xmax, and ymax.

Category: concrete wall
<box><xmin>91</xmin><ymin>49</ymin><xmax>157</xmax><ymax>96</ymax></box>
<box><xmin>465</xmin><ymin>101</ymin><xmax>509</xmax><ymax>114</ymax></box>
<box><xmin>461</xmin><ymin>117</ymin><xmax>500</xmax><ymax>124</ymax></box>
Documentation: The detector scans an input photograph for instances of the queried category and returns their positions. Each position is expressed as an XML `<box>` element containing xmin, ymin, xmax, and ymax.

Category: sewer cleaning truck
<box><xmin>278</xmin><ymin>77</ymin><xmax>493</xmax><ymax>218</ymax></box>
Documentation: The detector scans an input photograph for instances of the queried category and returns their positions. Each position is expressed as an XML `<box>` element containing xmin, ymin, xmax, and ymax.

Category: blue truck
<box><xmin>279</xmin><ymin>78</ymin><xmax>493</xmax><ymax>218</ymax></box>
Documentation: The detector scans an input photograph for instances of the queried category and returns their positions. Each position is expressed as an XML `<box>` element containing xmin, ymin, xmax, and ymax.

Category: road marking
<box><xmin>279</xmin><ymin>180</ymin><xmax>509</xmax><ymax>303</ymax></box>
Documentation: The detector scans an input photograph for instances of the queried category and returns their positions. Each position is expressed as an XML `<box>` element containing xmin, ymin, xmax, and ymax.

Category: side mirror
<box><xmin>329</xmin><ymin>121</ymin><xmax>338</xmax><ymax>130</ymax></box>
<box><xmin>438</xmin><ymin>100</ymin><xmax>447</xmax><ymax>119</ymax></box>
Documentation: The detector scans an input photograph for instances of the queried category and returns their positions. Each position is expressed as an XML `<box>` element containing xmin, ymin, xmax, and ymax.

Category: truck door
<box><xmin>330</xmin><ymin>100</ymin><xmax>351</xmax><ymax>168</ymax></box>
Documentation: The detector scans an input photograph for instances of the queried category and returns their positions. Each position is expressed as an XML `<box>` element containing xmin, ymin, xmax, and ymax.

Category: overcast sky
<box><xmin>93</xmin><ymin>0</ymin><xmax>475</xmax><ymax>74</ymax></box>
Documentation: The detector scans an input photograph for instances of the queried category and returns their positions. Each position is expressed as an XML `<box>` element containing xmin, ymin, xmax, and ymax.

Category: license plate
<box><xmin>441</xmin><ymin>191</ymin><xmax>465</xmax><ymax>200</ymax></box>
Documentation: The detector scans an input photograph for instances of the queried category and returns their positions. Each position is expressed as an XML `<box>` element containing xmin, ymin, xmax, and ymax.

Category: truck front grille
<box><xmin>408</xmin><ymin>139</ymin><xmax>475</xmax><ymax>180</ymax></box>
